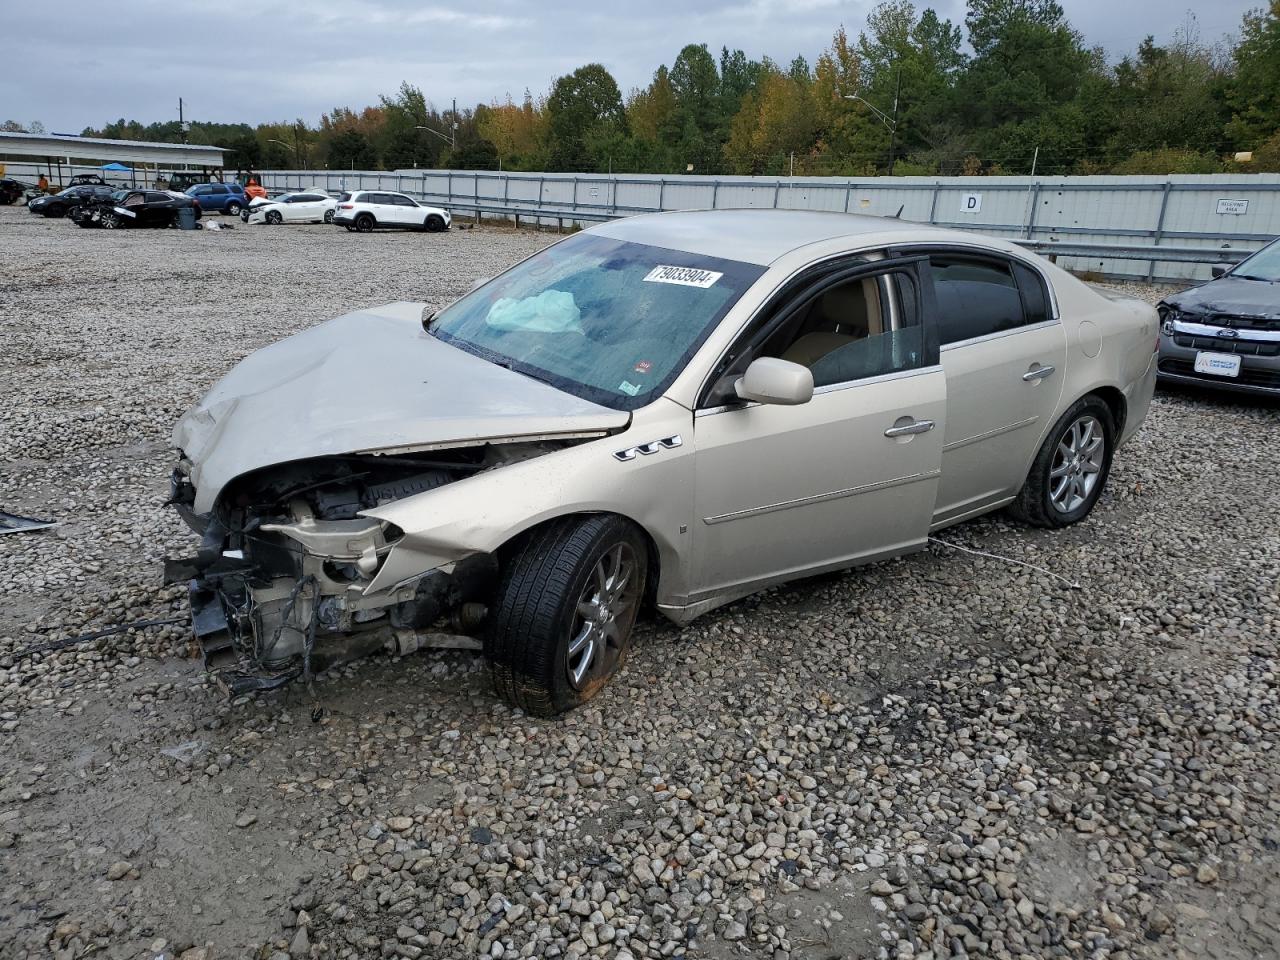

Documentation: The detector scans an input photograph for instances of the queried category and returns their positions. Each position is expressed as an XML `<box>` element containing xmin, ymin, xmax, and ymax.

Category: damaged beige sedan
<box><xmin>168</xmin><ymin>209</ymin><xmax>1158</xmax><ymax>714</ymax></box>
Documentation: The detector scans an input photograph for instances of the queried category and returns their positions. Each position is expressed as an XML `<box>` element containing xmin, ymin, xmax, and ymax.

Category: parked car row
<box><xmin>23</xmin><ymin>180</ymin><xmax>454</xmax><ymax>237</ymax></box>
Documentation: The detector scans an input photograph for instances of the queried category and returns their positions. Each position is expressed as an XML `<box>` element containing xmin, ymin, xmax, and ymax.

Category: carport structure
<box><xmin>0</xmin><ymin>131</ymin><xmax>228</xmax><ymax>188</ymax></box>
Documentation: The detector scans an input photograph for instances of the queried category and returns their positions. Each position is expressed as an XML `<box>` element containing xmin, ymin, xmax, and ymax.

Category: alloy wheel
<box><xmin>566</xmin><ymin>543</ymin><xmax>640</xmax><ymax>691</ymax></box>
<box><xmin>1049</xmin><ymin>415</ymin><xmax>1104</xmax><ymax>513</ymax></box>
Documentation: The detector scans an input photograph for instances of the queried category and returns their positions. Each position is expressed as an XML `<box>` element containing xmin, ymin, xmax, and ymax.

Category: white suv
<box><xmin>333</xmin><ymin>191</ymin><xmax>451</xmax><ymax>233</ymax></box>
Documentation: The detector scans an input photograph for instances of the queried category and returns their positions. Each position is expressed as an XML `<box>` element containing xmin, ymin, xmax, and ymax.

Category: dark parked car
<box><xmin>0</xmin><ymin>178</ymin><xmax>31</xmax><ymax>205</ymax></box>
<box><xmin>161</xmin><ymin>172</ymin><xmax>205</xmax><ymax>192</ymax></box>
<box><xmin>27</xmin><ymin>185</ymin><xmax>116</xmax><ymax>218</ymax></box>
<box><xmin>72</xmin><ymin>189</ymin><xmax>202</xmax><ymax>229</ymax></box>
<box><xmin>185</xmin><ymin>182</ymin><xmax>247</xmax><ymax>215</ymax></box>
<box><xmin>1157</xmin><ymin>236</ymin><xmax>1280</xmax><ymax>397</ymax></box>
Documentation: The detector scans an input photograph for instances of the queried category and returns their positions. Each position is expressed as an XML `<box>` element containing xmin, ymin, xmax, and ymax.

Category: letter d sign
<box><xmin>961</xmin><ymin>193</ymin><xmax>982</xmax><ymax>213</ymax></box>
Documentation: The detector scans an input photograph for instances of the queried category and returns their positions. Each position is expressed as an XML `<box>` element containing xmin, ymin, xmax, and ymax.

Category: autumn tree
<box><xmin>546</xmin><ymin>64</ymin><xmax>626</xmax><ymax>171</ymax></box>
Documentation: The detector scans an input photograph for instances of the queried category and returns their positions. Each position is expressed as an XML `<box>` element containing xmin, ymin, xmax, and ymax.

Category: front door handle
<box><xmin>884</xmin><ymin>418</ymin><xmax>935</xmax><ymax>438</ymax></box>
<box><xmin>1022</xmin><ymin>364</ymin><xmax>1056</xmax><ymax>382</ymax></box>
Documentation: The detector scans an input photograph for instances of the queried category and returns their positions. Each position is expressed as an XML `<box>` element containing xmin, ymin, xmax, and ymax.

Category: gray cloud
<box><xmin>7</xmin><ymin>0</ymin><xmax>1258</xmax><ymax>132</ymax></box>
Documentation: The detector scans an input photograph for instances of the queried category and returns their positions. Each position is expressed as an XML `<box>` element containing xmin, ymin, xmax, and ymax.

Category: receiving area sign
<box><xmin>1216</xmin><ymin>198</ymin><xmax>1249</xmax><ymax>215</ymax></box>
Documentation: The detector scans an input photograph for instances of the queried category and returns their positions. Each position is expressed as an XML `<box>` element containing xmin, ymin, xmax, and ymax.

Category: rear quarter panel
<box><xmin>1045</xmin><ymin>263</ymin><xmax>1158</xmax><ymax>445</ymax></box>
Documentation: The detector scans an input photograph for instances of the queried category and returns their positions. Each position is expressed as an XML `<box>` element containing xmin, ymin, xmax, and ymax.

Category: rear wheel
<box><xmin>1010</xmin><ymin>395</ymin><xmax>1114</xmax><ymax>528</ymax></box>
<box><xmin>355</xmin><ymin>213</ymin><xmax>375</xmax><ymax>232</ymax></box>
<box><xmin>323</xmin><ymin>209</ymin><xmax>335</xmax><ymax>223</ymax></box>
<box><xmin>226</xmin><ymin>200</ymin><xmax>242</xmax><ymax>216</ymax></box>
<box><xmin>265</xmin><ymin>210</ymin><xmax>283</xmax><ymax>225</ymax></box>
<box><xmin>486</xmin><ymin>515</ymin><xmax>647</xmax><ymax>716</ymax></box>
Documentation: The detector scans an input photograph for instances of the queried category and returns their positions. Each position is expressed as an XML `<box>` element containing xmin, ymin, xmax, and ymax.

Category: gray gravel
<box><xmin>1</xmin><ymin>205</ymin><xmax>1278</xmax><ymax>960</ymax></box>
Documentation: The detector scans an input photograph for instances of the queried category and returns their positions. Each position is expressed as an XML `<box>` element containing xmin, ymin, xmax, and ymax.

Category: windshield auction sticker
<box><xmin>643</xmin><ymin>265</ymin><xmax>723</xmax><ymax>288</ymax></box>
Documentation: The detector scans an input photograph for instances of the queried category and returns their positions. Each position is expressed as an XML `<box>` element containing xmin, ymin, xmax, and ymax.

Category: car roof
<box><xmin>589</xmin><ymin>208</ymin><xmax>966</xmax><ymax>266</ymax></box>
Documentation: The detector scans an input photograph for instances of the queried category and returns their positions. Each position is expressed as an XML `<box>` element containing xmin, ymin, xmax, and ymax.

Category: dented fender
<box><xmin>361</xmin><ymin>398</ymin><xmax>696</xmax><ymax>607</ymax></box>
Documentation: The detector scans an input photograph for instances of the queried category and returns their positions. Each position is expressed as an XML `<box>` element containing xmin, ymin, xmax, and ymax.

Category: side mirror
<box><xmin>1210</xmin><ymin>265</ymin><xmax>1227</xmax><ymax>279</ymax></box>
<box><xmin>734</xmin><ymin>357</ymin><xmax>814</xmax><ymax>406</ymax></box>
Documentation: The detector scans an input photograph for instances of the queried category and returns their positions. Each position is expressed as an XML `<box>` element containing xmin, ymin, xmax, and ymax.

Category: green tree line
<box><xmin>69</xmin><ymin>0</ymin><xmax>1280</xmax><ymax>176</ymax></box>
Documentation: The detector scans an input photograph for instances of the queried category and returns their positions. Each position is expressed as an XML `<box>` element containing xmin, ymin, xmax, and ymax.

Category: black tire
<box><xmin>355</xmin><ymin>213</ymin><xmax>375</xmax><ymax>232</ymax></box>
<box><xmin>240</xmin><ymin>207</ymin><xmax>251</xmax><ymax>222</ymax></box>
<box><xmin>265</xmin><ymin>210</ymin><xmax>283</xmax><ymax>225</ymax></box>
<box><xmin>226</xmin><ymin>201</ymin><xmax>242</xmax><ymax>216</ymax></box>
<box><xmin>1009</xmin><ymin>395</ymin><xmax>1115</xmax><ymax>529</ymax></box>
<box><xmin>323</xmin><ymin>209</ymin><xmax>335</xmax><ymax>223</ymax></box>
<box><xmin>425</xmin><ymin>214</ymin><xmax>445</xmax><ymax>232</ymax></box>
<box><xmin>486</xmin><ymin>515</ymin><xmax>647</xmax><ymax>716</ymax></box>
<box><xmin>99</xmin><ymin>211</ymin><xmax>121</xmax><ymax>230</ymax></box>
<box><xmin>44</xmin><ymin>205</ymin><xmax>65</xmax><ymax>218</ymax></box>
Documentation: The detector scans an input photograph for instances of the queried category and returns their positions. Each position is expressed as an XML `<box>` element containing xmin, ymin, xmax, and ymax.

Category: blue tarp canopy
<box><xmin>100</xmin><ymin>162</ymin><xmax>133</xmax><ymax>171</ymax></box>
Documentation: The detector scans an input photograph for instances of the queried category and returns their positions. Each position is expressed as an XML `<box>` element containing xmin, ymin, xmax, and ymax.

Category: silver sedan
<box><xmin>169</xmin><ymin>210</ymin><xmax>1158</xmax><ymax>713</ymax></box>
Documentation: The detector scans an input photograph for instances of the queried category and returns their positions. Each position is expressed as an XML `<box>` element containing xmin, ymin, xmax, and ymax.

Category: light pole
<box><xmin>415</xmin><ymin>125</ymin><xmax>456</xmax><ymax>149</ymax></box>
<box><xmin>843</xmin><ymin>68</ymin><xmax>901</xmax><ymax>176</ymax></box>
<box><xmin>267</xmin><ymin>136</ymin><xmax>306</xmax><ymax>169</ymax></box>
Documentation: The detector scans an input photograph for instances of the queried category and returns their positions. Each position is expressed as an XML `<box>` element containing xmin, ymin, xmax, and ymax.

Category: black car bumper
<box><xmin>1157</xmin><ymin>329</ymin><xmax>1280</xmax><ymax>396</ymax></box>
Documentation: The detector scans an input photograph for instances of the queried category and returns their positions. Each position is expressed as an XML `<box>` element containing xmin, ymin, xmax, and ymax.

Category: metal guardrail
<box><xmin>1011</xmin><ymin>240</ymin><xmax>1247</xmax><ymax>265</ymax></box>
<box><xmin>440</xmin><ymin>199</ymin><xmax>1251</xmax><ymax>267</ymax></box>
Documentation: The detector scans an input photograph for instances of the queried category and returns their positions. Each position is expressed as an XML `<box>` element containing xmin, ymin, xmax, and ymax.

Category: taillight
<box><xmin>338</xmin><ymin>203</ymin><xmax>353</xmax><ymax>209</ymax></box>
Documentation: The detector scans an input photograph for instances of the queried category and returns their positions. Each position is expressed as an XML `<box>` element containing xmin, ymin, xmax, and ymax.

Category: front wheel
<box><xmin>424</xmin><ymin>214</ymin><xmax>446</xmax><ymax>232</ymax></box>
<box><xmin>98</xmin><ymin>211</ymin><xmax>121</xmax><ymax>229</ymax></box>
<box><xmin>226</xmin><ymin>201</ymin><xmax>242</xmax><ymax>216</ymax></box>
<box><xmin>265</xmin><ymin>210</ymin><xmax>282</xmax><ymax>225</ymax></box>
<box><xmin>240</xmin><ymin>207</ymin><xmax>251</xmax><ymax>222</ymax></box>
<box><xmin>486</xmin><ymin>515</ymin><xmax>647</xmax><ymax>716</ymax></box>
<box><xmin>1009</xmin><ymin>396</ymin><xmax>1114</xmax><ymax>528</ymax></box>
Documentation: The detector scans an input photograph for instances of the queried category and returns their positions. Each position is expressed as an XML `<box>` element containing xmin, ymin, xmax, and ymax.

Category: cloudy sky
<box><xmin>9</xmin><ymin>0</ymin><xmax>1260</xmax><ymax>133</ymax></box>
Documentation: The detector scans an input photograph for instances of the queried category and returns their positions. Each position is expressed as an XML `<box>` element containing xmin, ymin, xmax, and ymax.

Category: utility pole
<box><xmin>887</xmin><ymin>68</ymin><xmax>901</xmax><ymax>177</ymax></box>
<box><xmin>178</xmin><ymin>97</ymin><xmax>188</xmax><ymax>143</ymax></box>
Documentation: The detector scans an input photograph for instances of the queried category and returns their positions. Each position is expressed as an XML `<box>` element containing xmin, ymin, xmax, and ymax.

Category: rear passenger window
<box><xmin>1012</xmin><ymin>262</ymin><xmax>1050</xmax><ymax>325</ymax></box>
<box><xmin>931</xmin><ymin>257</ymin><xmax>1026</xmax><ymax>345</ymax></box>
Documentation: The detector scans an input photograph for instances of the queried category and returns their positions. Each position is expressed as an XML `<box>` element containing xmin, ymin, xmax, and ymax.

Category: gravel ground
<box><xmin>1</xmin><ymin>205</ymin><xmax>1278</xmax><ymax>960</ymax></box>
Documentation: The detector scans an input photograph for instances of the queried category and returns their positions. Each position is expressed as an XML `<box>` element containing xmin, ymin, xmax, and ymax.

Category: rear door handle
<box><xmin>1023</xmin><ymin>364</ymin><xmax>1056</xmax><ymax>382</ymax></box>
<box><xmin>884</xmin><ymin>418</ymin><xmax>935</xmax><ymax>438</ymax></box>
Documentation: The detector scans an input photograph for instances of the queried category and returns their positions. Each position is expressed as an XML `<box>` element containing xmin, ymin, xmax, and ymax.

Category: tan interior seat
<box><xmin>780</xmin><ymin>283</ymin><xmax>872</xmax><ymax>367</ymax></box>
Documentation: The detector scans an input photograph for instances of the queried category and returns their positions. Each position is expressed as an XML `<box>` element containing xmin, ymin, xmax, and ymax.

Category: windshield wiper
<box><xmin>1231</xmin><ymin>273</ymin><xmax>1275</xmax><ymax>282</ymax></box>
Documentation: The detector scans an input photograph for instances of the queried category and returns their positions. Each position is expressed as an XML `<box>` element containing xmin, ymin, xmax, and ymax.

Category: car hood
<box><xmin>174</xmin><ymin>301</ymin><xmax>630</xmax><ymax>514</ymax></box>
<box><xmin>1165</xmin><ymin>276</ymin><xmax>1280</xmax><ymax>319</ymax></box>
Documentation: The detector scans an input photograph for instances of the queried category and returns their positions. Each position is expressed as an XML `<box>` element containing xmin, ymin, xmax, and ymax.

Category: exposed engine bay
<box><xmin>166</xmin><ymin>440</ymin><xmax>570</xmax><ymax>695</ymax></box>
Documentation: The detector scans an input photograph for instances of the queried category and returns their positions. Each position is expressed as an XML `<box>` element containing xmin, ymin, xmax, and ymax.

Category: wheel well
<box><xmin>496</xmin><ymin>512</ymin><xmax>662</xmax><ymax>607</ymax></box>
<box><xmin>1087</xmin><ymin>386</ymin><xmax>1127</xmax><ymax>436</ymax></box>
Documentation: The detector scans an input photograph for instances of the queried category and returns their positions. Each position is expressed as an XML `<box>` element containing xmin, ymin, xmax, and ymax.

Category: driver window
<box><xmin>757</xmin><ymin>271</ymin><xmax>924</xmax><ymax>388</ymax></box>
